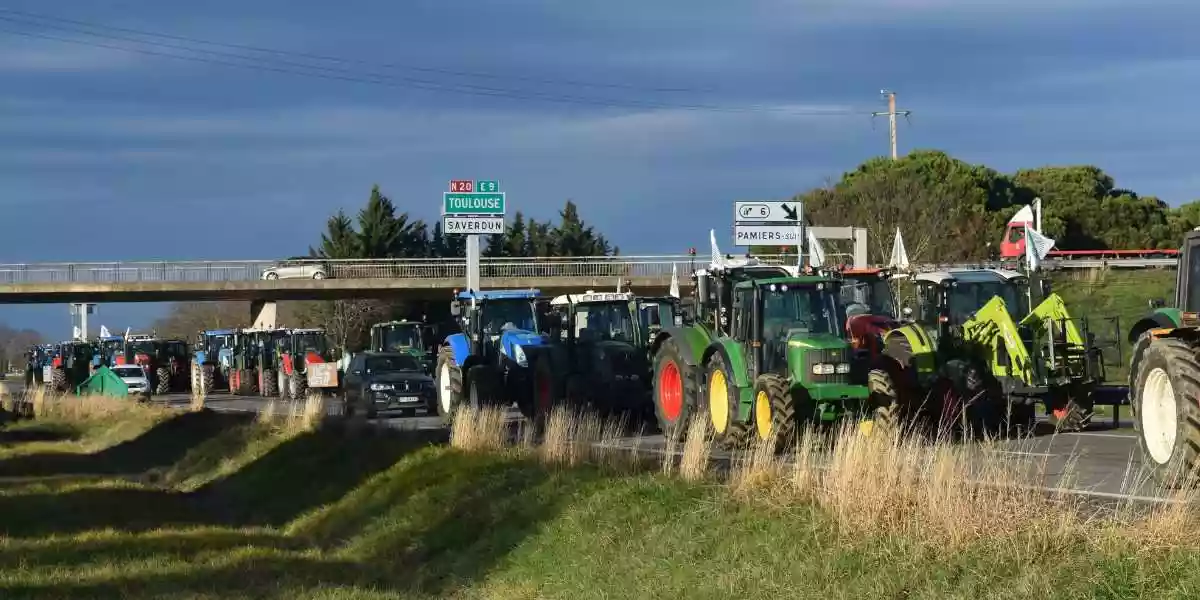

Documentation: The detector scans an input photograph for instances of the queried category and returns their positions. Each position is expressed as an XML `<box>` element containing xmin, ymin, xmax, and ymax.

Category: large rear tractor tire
<box><xmin>706</xmin><ymin>352</ymin><xmax>747</xmax><ymax>449</ymax></box>
<box><xmin>154</xmin><ymin>367</ymin><xmax>171</xmax><ymax>395</ymax></box>
<box><xmin>50</xmin><ymin>368</ymin><xmax>67</xmax><ymax>394</ymax></box>
<box><xmin>288</xmin><ymin>370</ymin><xmax>308</xmax><ymax>401</ymax></box>
<box><xmin>750</xmin><ymin>373</ymin><xmax>797</xmax><ymax>452</ymax></box>
<box><xmin>435</xmin><ymin>348</ymin><xmax>463</xmax><ymax>424</ymax></box>
<box><xmin>201</xmin><ymin>365</ymin><xmax>215</xmax><ymax>396</ymax></box>
<box><xmin>652</xmin><ymin>338</ymin><xmax>698</xmax><ymax>441</ymax></box>
<box><xmin>867</xmin><ymin>365</ymin><xmax>912</xmax><ymax>438</ymax></box>
<box><xmin>261</xmin><ymin>369</ymin><xmax>280</xmax><ymax>398</ymax></box>
<box><xmin>1132</xmin><ymin>338</ymin><xmax>1200</xmax><ymax>487</ymax></box>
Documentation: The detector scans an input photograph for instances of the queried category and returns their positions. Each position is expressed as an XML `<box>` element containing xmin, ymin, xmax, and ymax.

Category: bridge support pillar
<box><xmin>250</xmin><ymin>300</ymin><xmax>277</xmax><ymax>329</ymax></box>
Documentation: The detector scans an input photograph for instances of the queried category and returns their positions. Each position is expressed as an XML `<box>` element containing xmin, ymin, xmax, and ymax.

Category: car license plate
<box><xmin>390</xmin><ymin>396</ymin><xmax>420</xmax><ymax>406</ymax></box>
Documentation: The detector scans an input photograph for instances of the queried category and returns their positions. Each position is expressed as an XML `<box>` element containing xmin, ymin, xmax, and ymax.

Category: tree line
<box><xmin>0</xmin><ymin>323</ymin><xmax>44</xmax><ymax>372</ymax></box>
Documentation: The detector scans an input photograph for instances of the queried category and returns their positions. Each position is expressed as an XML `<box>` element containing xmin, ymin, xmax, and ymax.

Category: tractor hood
<box><xmin>784</xmin><ymin>332</ymin><xmax>850</xmax><ymax>351</ymax></box>
<box><xmin>499</xmin><ymin>329</ymin><xmax>546</xmax><ymax>352</ymax></box>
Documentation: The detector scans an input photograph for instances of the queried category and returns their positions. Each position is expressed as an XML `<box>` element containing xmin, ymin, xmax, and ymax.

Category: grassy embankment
<box><xmin>0</xmin><ymin>385</ymin><xmax>1199</xmax><ymax>599</ymax></box>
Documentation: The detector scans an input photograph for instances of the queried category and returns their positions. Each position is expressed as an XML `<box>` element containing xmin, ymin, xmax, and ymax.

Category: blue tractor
<box><xmin>94</xmin><ymin>335</ymin><xmax>126</xmax><ymax>369</ymax></box>
<box><xmin>433</xmin><ymin>289</ymin><xmax>552</xmax><ymax>422</ymax></box>
<box><xmin>191</xmin><ymin>329</ymin><xmax>237</xmax><ymax>395</ymax></box>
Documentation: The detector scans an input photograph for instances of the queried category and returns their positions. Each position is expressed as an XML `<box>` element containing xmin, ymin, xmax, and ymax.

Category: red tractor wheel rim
<box><xmin>659</xmin><ymin>360</ymin><xmax>683</xmax><ymax>422</ymax></box>
<box><xmin>537</xmin><ymin>371</ymin><xmax>551</xmax><ymax>415</ymax></box>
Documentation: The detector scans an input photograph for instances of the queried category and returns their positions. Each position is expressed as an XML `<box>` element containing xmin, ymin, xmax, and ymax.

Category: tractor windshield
<box><xmin>292</xmin><ymin>332</ymin><xmax>328</xmax><ymax>355</ymax></box>
<box><xmin>573</xmin><ymin>302</ymin><xmax>637</xmax><ymax>343</ymax></box>
<box><xmin>638</xmin><ymin>300</ymin><xmax>676</xmax><ymax>332</ymax></box>
<box><xmin>947</xmin><ymin>282</ymin><xmax>1030</xmax><ymax>323</ymax></box>
<box><xmin>480</xmin><ymin>299</ymin><xmax>537</xmax><ymax>335</ymax></box>
<box><xmin>381</xmin><ymin>326</ymin><xmax>422</xmax><ymax>351</ymax></box>
<box><xmin>206</xmin><ymin>335</ymin><xmax>233</xmax><ymax>355</ymax></box>
<box><xmin>761</xmin><ymin>283</ymin><xmax>843</xmax><ymax>338</ymax></box>
<box><xmin>128</xmin><ymin>341</ymin><xmax>155</xmax><ymax>356</ymax></box>
<box><xmin>841</xmin><ymin>278</ymin><xmax>895</xmax><ymax>318</ymax></box>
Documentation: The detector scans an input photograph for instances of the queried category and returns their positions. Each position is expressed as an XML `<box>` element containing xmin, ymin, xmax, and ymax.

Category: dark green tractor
<box><xmin>369</xmin><ymin>320</ymin><xmax>435</xmax><ymax>374</ymax></box>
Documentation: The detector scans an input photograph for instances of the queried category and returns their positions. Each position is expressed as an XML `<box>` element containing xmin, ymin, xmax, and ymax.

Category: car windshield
<box><xmin>841</xmin><ymin>277</ymin><xmax>896</xmax><ymax>319</ymax></box>
<box><xmin>365</xmin><ymin>355</ymin><xmax>420</xmax><ymax>373</ymax></box>
<box><xmin>761</xmin><ymin>283</ymin><xmax>843</xmax><ymax>339</ymax></box>
<box><xmin>480</xmin><ymin>299</ymin><xmax>537</xmax><ymax>334</ymax></box>
<box><xmin>574</xmin><ymin>302</ymin><xmax>637</xmax><ymax>343</ymax></box>
<box><xmin>381</xmin><ymin>325</ymin><xmax>421</xmax><ymax>350</ymax></box>
<box><xmin>112</xmin><ymin>366</ymin><xmax>144</xmax><ymax>378</ymax></box>
<box><xmin>947</xmin><ymin>282</ymin><xmax>1030</xmax><ymax>322</ymax></box>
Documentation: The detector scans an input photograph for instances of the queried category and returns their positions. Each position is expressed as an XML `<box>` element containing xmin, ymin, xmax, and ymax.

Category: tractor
<box><xmin>95</xmin><ymin>336</ymin><xmax>127</xmax><ymax>368</ymax></box>
<box><xmin>530</xmin><ymin>291</ymin><xmax>657</xmax><ymax>421</ymax></box>
<box><xmin>278</xmin><ymin>327</ymin><xmax>336</xmax><ymax>399</ymax></box>
<box><xmin>124</xmin><ymin>335</ymin><xmax>192</xmax><ymax>395</ymax></box>
<box><xmin>650</xmin><ymin>233</ymin><xmax>871</xmax><ymax>448</ymax></box>
<box><xmin>48</xmin><ymin>340</ymin><xmax>97</xmax><ymax>393</ymax></box>
<box><xmin>1128</xmin><ymin>228</ymin><xmax>1200</xmax><ymax>485</ymax></box>
<box><xmin>228</xmin><ymin>328</ymin><xmax>288</xmax><ymax>397</ymax></box>
<box><xmin>835</xmin><ymin>266</ymin><xmax>903</xmax><ymax>359</ymax></box>
<box><xmin>369</xmin><ymin>320</ymin><xmax>435</xmax><ymax>374</ymax></box>
<box><xmin>191</xmin><ymin>329</ymin><xmax>237</xmax><ymax>395</ymax></box>
<box><xmin>868</xmin><ymin>268</ymin><xmax>1104</xmax><ymax>439</ymax></box>
<box><xmin>24</xmin><ymin>344</ymin><xmax>55</xmax><ymax>387</ymax></box>
<box><xmin>434</xmin><ymin>288</ymin><xmax>551</xmax><ymax>422</ymax></box>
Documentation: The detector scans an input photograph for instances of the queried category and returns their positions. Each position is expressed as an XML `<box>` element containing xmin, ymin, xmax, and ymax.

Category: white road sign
<box><xmin>734</xmin><ymin>201</ymin><xmax>801</xmax><ymax>223</ymax></box>
<box><xmin>443</xmin><ymin>215</ymin><xmax>506</xmax><ymax>234</ymax></box>
<box><xmin>734</xmin><ymin>225</ymin><xmax>802</xmax><ymax>246</ymax></box>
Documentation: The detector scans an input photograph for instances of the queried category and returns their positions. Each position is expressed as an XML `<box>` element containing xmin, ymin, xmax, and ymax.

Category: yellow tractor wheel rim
<box><xmin>709</xmin><ymin>370</ymin><xmax>729</xmax><ymax>434</ymax></box>
<box><xmin>755</xmin><ymin>390</ymin><xmax>772</xmax><ymax>440</ymax></box>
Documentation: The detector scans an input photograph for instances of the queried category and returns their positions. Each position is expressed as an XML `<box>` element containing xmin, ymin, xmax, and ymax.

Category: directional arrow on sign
<box><xmin>782</xmin><ymin>203</ymin><xmax>798</xmax><ymax>221</ymax></box>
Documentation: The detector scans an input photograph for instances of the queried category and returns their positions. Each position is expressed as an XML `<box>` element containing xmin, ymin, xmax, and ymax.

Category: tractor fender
<box><xmin>1128</xmin><ymin>308</ymin><xmax>1182</xmax><ymax>344</ymax></box>
<box><xmin>194</xmin><ymin>350</ymin><xmax>208</xmax><ymax>365</ymax></box>
<box><xmin>650</xmin><ymin>326</ymin><xmax>708</xmax><ymax>368</ymax></box>
<box><xmin>444</xmin><ymin>333</ymin><xmax>472</xmax><ymax>367</ymax></box>
<box><xmin>700</xmin><ymin>339</ymin><xmax>752</xmax><ymax>390</ymax></box>
<box><xmin>881</xmin><ymin>325</ymin><xmax>936</xmax><ymax>375</ymax></box>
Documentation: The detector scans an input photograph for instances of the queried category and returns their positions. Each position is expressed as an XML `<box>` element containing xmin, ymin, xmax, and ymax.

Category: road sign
<box><xmin>734</xmin><ymin>201</ymin><xmax>801</xmax><ymax>223</ymax></box>
<box><xmin>443</xmin><ymin>192</ymin><xmax>505</xmax><ymax>215</ymax></box>
<box><xmin>734</xmin><ymin>225</ymin><xmax>802</xmax><ymax>246</ymax></box>
<box><xmin>450</xmin><ymin>180</ymin><xmax>473</xmax><ymax>193</ymax></box>
<box><xmin>476</xmin><ymin>180</ymin><xmax>499</xmax><ymax>193</ymax></box>
<box><xmin>444</xmin><ymin>215</ymin><xmax>506</xmax><ymax>234</ymax></box>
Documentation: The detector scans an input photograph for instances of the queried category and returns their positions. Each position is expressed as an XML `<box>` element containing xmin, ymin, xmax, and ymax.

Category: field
<box><xmin>0</xmin><ymin>389</ymin><xmax>1198</xmax><ymax>600</ymax></box>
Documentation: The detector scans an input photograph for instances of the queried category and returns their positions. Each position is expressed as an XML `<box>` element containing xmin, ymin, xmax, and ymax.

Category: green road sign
<box><xmin>476</xmin><ymin>180</ymin><xmax>498</xmax><ymax>193</ymax></box>
<box><xmin>443</xmin><ymin>192</ymin><xmax>505</xmax><ymax>215</ymax></box>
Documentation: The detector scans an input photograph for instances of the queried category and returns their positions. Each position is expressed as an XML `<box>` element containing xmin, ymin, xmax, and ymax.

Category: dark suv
<box><xmin>343</xmin><ymin>351</ymin><xmax>435</xmax><ymax>418</ymax></box>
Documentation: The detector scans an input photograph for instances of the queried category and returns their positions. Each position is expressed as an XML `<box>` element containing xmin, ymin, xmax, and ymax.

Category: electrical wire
<box><xmin>0</xmin><ymin>9</ymin><xmax>866</xmax><ymax>116</ymax></box>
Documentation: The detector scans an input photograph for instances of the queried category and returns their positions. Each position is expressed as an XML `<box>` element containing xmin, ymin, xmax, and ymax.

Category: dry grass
<box><xmin>444</xmin><ymin>404</ymin><xmax>1200</xmax><ymax>553</ymax></box>
<box><xmin>16</xmin><ymin>386</ymin><xmax>171</xmax><ymax>422</ymax></box>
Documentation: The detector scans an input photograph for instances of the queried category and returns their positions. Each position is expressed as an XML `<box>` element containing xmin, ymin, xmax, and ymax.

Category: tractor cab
<box><xmin>635</xmin><ymin>296</ymin><xmax>682</xmax><ymax>336</ymax></box>
<box><xmin>909</xmin><ymin>269</ymin><xmax>1031</xmax><ymax>346</ymax></box>
<box><xmin>732</xmin><ymin>276</ymin><xmax>850</xmax><ymax>380</ymax></box>
<box><xmin>449</xmin><ymin>289</ymin><xmax>545</xmax><ymax>364</ymax></box>
<box><xmin>370</xmin><ymin>320</ymin><xmax>434</xmax><ymax>373</ymax></box>
<box><xmin>96</xmin><ymin>336</ymin><xmax>126</xmax><ymax>368</ymax></box>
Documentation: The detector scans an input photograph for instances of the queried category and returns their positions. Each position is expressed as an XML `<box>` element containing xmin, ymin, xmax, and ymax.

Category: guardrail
<box><xmin>0</xmin><ymin>253</ymin><xmax>1175</xmax><ymax>286</ymax></box>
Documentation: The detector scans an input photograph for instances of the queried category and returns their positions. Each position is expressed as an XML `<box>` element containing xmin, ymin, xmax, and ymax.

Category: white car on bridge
<box><xmin>261</xmin><ymin>257</ymin><xmax>330</xmax><ymax>280</ymax></box>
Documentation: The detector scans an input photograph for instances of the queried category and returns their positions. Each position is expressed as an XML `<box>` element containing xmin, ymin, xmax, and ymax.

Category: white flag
<box><xmin>72</xmin><ymin>326</ymin><xmax>82</xmax><ymax>341</ymax></box>
<box><xmin>1024</xmin><ymin>223</ymin><xmax>1056</xmax><ymax>271</ymax></box>
<box><xmin>669</xmin><ymin>264</ymin><xmax>680</xmax><ymax>299</ymax></box>
<box><xmin>888</xmin><ymin>227</ymin><xmax>910</xmax><ymax>270</ymax></box>
<box><xmin>807</xmin><ymin>228</ymin><xmax>826</xmax><ymax>268</ymax></box>
<box><xmin>99</xmin><ymin>325</ymin><xmax>111</xmax><ymax>338</ymax></box>
<box><xmin>709</xmin><ymin>229</ymin><xmax>722</xmax><ymax>265</ymax></box>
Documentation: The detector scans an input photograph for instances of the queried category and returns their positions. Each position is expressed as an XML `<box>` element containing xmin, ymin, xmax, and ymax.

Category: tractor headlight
<box><xmin>812</xmin><ymin>363</ymin><xmax>835</xmax><ymax>375</ymax></box>
<box><xmin>370</xmin><ymin>383</ymin><xmax>394</xmax><ymax>391</ymax></box>
<box><xmin>835</xmin><ymin>362</ymin><xmax>851</xmax><ymax>374</ymax></box>
<box><xmin>510</xmin><ymin>344</ymin><xmax>528</xmax><ymax>368</ymax></box>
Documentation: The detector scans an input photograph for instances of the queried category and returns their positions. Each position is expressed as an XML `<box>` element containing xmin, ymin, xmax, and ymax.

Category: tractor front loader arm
<box><xmin>963</xmin><ymin>296</ymin><xmax>1036</xmax><ymax>386</ymax></box>
<box><xmin>1020</xmin><ymin>293</ymin><xmax>1085</xmax><ymax>348</ymax></box>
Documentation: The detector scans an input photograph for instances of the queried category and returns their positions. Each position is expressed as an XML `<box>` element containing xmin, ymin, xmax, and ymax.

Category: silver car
<box><xmin>261</xmin><ymin>257</ymin><xmax>330</xmax><ymax>280</ymax></box>
<box><xmin>111</xmin><ymin>365</ymin><xmax>151</xmax><ymax>399</ymax></box>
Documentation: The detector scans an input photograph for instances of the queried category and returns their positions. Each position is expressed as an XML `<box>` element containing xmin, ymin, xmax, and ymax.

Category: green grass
<box><xmin>0</xmin><ymin>406</ymin><xmax>1198</xmax><ymax>599</ymax></box>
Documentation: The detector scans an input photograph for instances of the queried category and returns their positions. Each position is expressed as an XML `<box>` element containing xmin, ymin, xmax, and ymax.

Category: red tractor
<box><xmin>125</xmin><ymin>334</ymin><xmax>192</xmax><ymax>395</ymax></box>
<box><xmin>277</xmin><ymin>328</ymin><xmax>335</xmax><ymax>400</ymax></box>
<box><xmin>835</xmin><ymin>267</ymin><xmax>903</xmax><ymax>359</ymax></box>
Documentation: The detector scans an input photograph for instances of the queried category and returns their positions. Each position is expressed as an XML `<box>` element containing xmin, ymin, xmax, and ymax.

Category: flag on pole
<box><xmin>1024</xmin><ymin>223</ymin><xmax>1056</xmax><ymax>271</ymax></box>
<box><xmin>669</xmin><ymin>264</ymin><xmax>680</xmax><ymax>298</ymax></box>
<box><xmin>807</xmin><ymin>228</ymin><xmax>826</xmax><ymax>268</ymax></box>
<box><xmin>709</xmin><ymin>229</ymin><xmax>722</xmax><ymax>266</ymax></box>
<box><xmin>72</xmin><ymin>326</ymin><xmax>82</xmax><ymax>341</ymax></box>
<box><xmin>99</xmin><ymin>325</ymin><xmax>111</xmax><ymax>338</ymax></box>
<box><xmin>888</xmin><ymin>227</ymin><xmax>910</xmax><ymax>270</ymax></box>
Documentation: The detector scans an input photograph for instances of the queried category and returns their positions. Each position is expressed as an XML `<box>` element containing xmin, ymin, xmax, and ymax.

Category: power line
<box><xmin>0</xmin><ymin>7</ymin><xmax>710</xmax><ymax>94</ymax></box>
<box><xmin>0</xmin><ymin>9</ymin><xmax>868</xmax><ymax>116</ymax></box>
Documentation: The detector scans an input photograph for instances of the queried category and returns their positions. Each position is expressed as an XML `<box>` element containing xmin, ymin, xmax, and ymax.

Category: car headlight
<box><xmin>370</xmin><ymin>383</ymin><xmax>394</xmax><ymax>391</ymax></box>
<box><xmin>511</xmin><ymin>344</ymin><xmax>528</xmax><ymax>368</ymax></box>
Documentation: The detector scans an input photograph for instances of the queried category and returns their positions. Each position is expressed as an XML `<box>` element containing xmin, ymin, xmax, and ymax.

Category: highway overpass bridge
<box><xmin>0</xmin><ymin>254</ymin><xmax>1178</xmax><ymax>305</ymax></box>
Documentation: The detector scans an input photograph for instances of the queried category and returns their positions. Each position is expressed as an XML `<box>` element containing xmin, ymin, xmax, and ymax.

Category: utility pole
<box><xmin>871</xmin><ymin>89</ymin><xmax>911</xmax><ymax>160</ymax></box>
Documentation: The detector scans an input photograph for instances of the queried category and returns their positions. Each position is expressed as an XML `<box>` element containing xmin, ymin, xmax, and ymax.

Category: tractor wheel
<box><xmin>277</xmin><ymin>370</ymin><xmax>287</xmax><ymax>400</ymax></box>
<box><xmin>750</xmin><ymin>373</ymin><xmax>798</xmax><ymax>452</ymax></box>
<box><xmin>1132</xmin><ymin>338</ymin><xmax>1200</xmax><ymax>486</ymax></box>
<box><xmin>201</xmin><ymin>365</ymin><xmax>215</xmax><ymax>395</ymax></box>
<box><xmin>1048</xmin><ymin>391</ymin><xmax>1094</xmax><ymax>433</ymax></box>
<box><xmin>467</xmin><ymin>365</ymin><xmax>500</xmax><ymax>409</ymax></box>
<box><xmin>867</xmin><ymin>365</ymin><xmax>917</xmax><ymax>438</ymax></box>
<box><xmin>652</xmin><ymin>338</ymin><xmax>698</xmax><ymax>440</ymax></box>
<box><xmin>289</xmin><ymin>370</ymin><xmax>308</xmax><ymax>401</ymax></box>
<box><xmin>705</xmin><ymin>352</ymin><xmax>747</xmax><ymax>449</ymax></box>
<box><xmin>50</xmin><ymin>368</ymin><xmax>67</xmax><ymax>394</ymax></box>
<box><xmin>190</xmin><ymin>363</ymin><xmax>200</xmax><ymax>394</ymax></box>
<box><xmin>261</xmin><ymin>369</ymin><xmax>280</xmax><ymax>398</ymax></box>
<box><xmin>435</xmin><ymin>347</ymin><xmax>463</xmax><ymax>424</ymax></box>
<box><xmin>155</xmin><ymin>367</ymin><xmax>171</xmax><ymax>395</ymax></box>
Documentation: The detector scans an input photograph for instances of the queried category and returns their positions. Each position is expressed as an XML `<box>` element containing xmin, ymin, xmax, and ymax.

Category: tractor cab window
<box><xmin>946</xmin><ymin>282</ymin><xmax>1029</xmax><ymax>323</ymax></box>
<box><xmin>293</xmin><ymin>333</ymin><xmax>328</xmax><ymax>355</ymax></box>
<box><xmin>480</xmin><ymin>300</ymin><xmax>537</xmax><ymax>336</ymax></box>
<box><xmin>639</xmin><ymin>301</ymin><xmax>677</xmax><ymax>332</ymax></box>
<box><xmin>760</xmin><ymin>283</ymin><xmax>841</xmax><ymax>340</ymax></box>
<box><xmin>382</xmin><ymin>326</ymin><xmax>421</xmax><ymax>351</ymax></box>
<box><xmin>574</xmin><ymin>302</ymin><xmax>637</xmax><ymax>343</ymax></box>
<box><xmin>841</xmin><ymin>279</ymin><xmax>895</xmax><ymax>319</ymax></box>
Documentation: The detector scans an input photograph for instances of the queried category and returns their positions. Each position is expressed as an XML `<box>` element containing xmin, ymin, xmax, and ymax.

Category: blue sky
<box><xmin>1</xmin><ymin>0</ymin><xmax>1198</xmax><ymax>339</ymax></box>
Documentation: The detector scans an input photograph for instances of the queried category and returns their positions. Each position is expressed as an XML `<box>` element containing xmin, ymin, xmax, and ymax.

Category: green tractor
<box><xmin>369</xmin><ymin>320</ymin><xmax>435</xmax><ymax>374</ymax></box>
<box><xmin>1128</xmin><ymin>229</ymin><xmax>1200</xmax><ymax>484</ymax></box>
<box><xmin>227</xmin><ymin>328</ymin><xmax>288</xmax><ymax>397</ymax></box>
<box><xmin>650</xmin><ymin>233</ymin><xmax>870</xmax><ymax>447</ymax></box>
<box><xmin>48</xmin><ymin>340</ymin><xmax>97</xmax><ymax>393</ymax></box>
<box><xmin>869</xmin><ymin>268</ymin><xmax>1105</xmax><ymax>438</ymax></box>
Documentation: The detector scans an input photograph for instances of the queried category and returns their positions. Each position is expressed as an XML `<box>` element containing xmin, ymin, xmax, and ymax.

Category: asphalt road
<box><xmin>0</xmin><ymin>381</ymin><xmax>1171</xmax><ymax>504</ymax></box>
